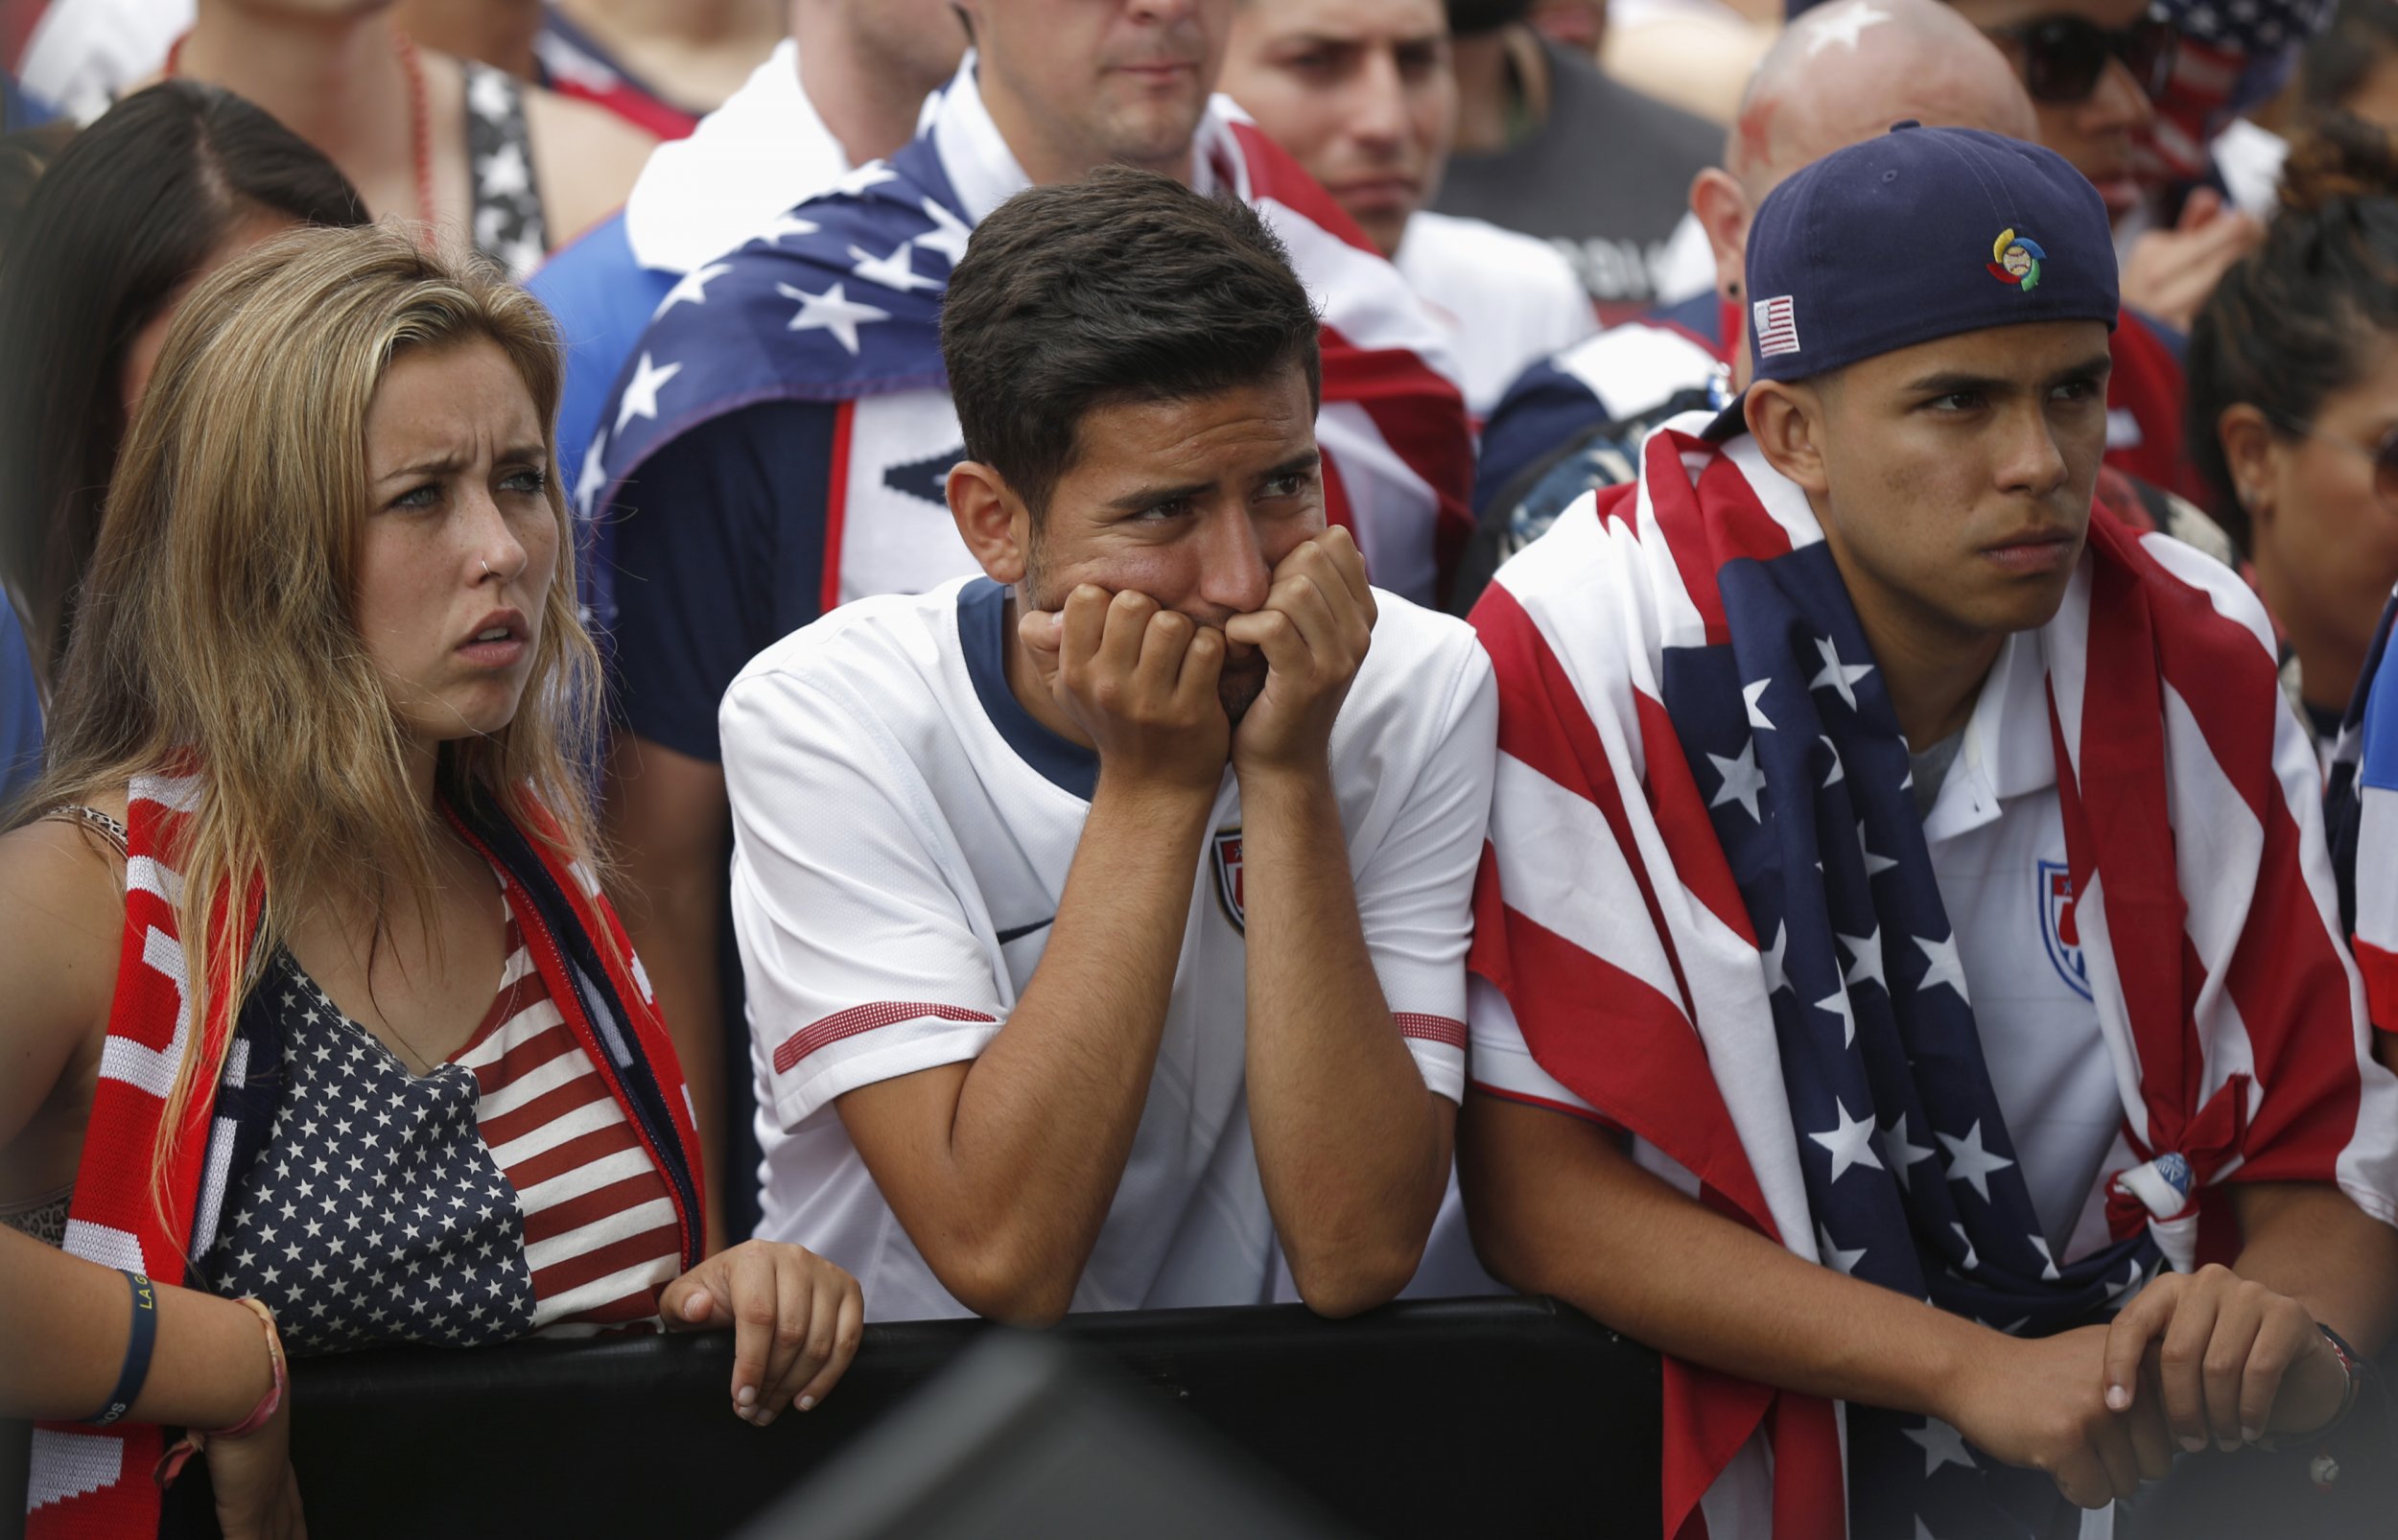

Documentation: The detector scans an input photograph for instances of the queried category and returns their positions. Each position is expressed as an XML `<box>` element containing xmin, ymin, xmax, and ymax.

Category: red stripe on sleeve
<box><xmin>1395</xmin><ymin>1013</ymin><xmax>1467</xmax><ymax>1048</ymax></box>
<box><xmin>771</xmin><ymin>1001</ymin><xmax>999</xmax><ymax>1075</ymax></box>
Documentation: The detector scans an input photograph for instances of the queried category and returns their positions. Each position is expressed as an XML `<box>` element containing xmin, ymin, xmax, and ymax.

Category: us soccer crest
<box><xmin>1211</xmin><ymin>828</ymin><xmax>1246</xmax><ymax>933</ymax></box>
<box><xmin>2038</xmin><ymin>859</ymin><xmax>2092</xmax><ymax>999</ymax></box>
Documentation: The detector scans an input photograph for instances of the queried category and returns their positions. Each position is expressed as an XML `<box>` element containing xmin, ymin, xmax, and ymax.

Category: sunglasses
<box><xmin>1986</xmin><ymin>12</ymin><xmax>2177</xmax><ymax>105</ymax></box>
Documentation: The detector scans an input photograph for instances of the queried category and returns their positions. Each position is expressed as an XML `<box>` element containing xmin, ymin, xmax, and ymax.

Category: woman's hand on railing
<box><xmin>660</xmin><ymin>1240</ymin><xmax>864</xmax><ymax>1426</ymax></box>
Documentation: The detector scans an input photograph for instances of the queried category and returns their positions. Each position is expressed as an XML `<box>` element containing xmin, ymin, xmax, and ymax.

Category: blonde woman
<box><xmin>0</xmin><ymin>224</ymin><xmax>861</xmax><ymax>1539</ymax></box>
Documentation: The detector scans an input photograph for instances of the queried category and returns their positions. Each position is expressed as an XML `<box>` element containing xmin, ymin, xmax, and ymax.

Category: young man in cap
<box><xmin>1471</xmin><ymin>0</ymin><xmax>2203</xmax><ymax>531</ymax></box>
<box><xmin>1463</xmin><ymin>124</ymin><xmax>2398</xmax><ymax>1538</ymax></box>
<box><xmin>718</xmin><ymin>169</ymin><xmax>1492</xmax><ymax>1323</ymax></box>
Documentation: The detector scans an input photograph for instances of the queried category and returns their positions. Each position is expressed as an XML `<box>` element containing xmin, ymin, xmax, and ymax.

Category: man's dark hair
<box><xmin>940</xmin><ymin>165</ymin><xmax>1321</xmax><ymax>518</ymax></box>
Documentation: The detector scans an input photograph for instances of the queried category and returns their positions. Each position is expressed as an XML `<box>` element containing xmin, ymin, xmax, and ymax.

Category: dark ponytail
<box><xmin>0</xmin><ymin>81</ymin><xmax>368</xmax><ymax>698</ymax></box>
<box><xmin>2184</xmin><ymin>114</ymin><xmax>2398</xmax><ymax>551</ymax></box>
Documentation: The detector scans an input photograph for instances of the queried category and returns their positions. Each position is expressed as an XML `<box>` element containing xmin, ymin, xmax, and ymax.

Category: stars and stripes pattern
<box><xmin>1751</xmin><ymin>295</ymin><xmax>1800</xmax><ymax>360</ymax></box>
<box><xmin>459</xmin><ymin>915</ymin><xmax>684</xmax><ymax>1332</ymax></box>
<box><xmin>30</xmin><ymin>783</ymin><xmax>703</xmax><ymax>1540</ymax></box>
<box><xmin>2148</xmin><ymin>0</ymin><xmax>2335</xmax><ymax>181</ymax></box>
<box><xmin>202</xmin><ymin>955</ymin><xmax>536</xmax><ymax>1353</ymax></box>
<box><xmin>583</xmin><ymin>77</ymin><xmax>1473</xmax><ymax>620</ymax></box>
<box><xmin>1469</xmin><ymin>410</ymin><xmax>2396</xmax><ymax>1539</ymax></box>
<box><xmin>198</xmin><ymin>898</ymin><xmax>682</xmax><ymax>1355</ymax></box>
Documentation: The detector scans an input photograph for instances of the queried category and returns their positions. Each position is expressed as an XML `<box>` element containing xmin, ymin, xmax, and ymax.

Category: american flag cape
<box><xmin>582</xmin><ymin>85</ymin><xmax>1475</xmax><ymax>621</ymax></box>
<box><xmin>27</xmin><ymin>777</ymin><xmax>705</xmax><ymax>1539</ymax></box>
<box><xmin>1469</xmin><ymin>410</ymin><xmax>2398</xmax><ymax>1540</ymax></box>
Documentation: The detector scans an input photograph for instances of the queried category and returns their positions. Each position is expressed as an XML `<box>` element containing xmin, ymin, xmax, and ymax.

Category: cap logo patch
<box><xmin>1753</xmin><ymin>295</ymin><xmax>1800</xmax><ymax>358</ymax></box>
<box><xmin>1987</xmin><ymin>228</ymin><xmax>2046</xmax><ymax>292</ymax></box>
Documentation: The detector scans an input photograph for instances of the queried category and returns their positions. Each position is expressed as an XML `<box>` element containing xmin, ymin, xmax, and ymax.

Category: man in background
<box><xmin>1430</xmin><ymin>0</ymin><xmax>1721</xmax><ymax>318</ymax></box>
<box><xmin>532</xmin><ymin>0</ymin><xmax>965</xmax><ymax>497</ymax></box>
<box><xmin>1467</xmin><ymin>0</ymin><xmax>2207</xmax><ymax>589</ymax></box>
<box><xmin>1218</xmin><ymin>0</ymin><xmax>1594</xmax><ymax>418</ymax></box>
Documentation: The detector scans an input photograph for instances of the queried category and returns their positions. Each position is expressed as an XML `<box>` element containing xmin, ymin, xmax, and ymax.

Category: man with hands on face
<box><xmin>1463</xmin><ymin>124</ymin><xmax>2398</xmax><ymax>1539</ymax></box>
<box><xmin>716</xmin><ymin>167</ymin><xmax>1493</xmax><ymax>1323</ymax></box>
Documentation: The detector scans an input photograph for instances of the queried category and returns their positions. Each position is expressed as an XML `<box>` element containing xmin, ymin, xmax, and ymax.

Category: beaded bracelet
<box><xmin>155</xmin><ymin>1296</ymin><xmax>287</xmax><ymax>1489</ymax></box>
<box><xmin>83</xmin><ymin>1271</ymin><xmax>158</xmax><ymax>1427</ymax></box>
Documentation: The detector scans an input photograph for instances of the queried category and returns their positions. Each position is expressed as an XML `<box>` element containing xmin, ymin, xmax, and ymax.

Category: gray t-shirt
<box><xmin>1430</xmin><ymin>38</ymin><xmax>1721</xmax><ymax>315</ymax></box>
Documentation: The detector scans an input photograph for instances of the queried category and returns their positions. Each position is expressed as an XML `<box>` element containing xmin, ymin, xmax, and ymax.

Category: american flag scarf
<box><xmin>583</xmin><ymin>73</ymin><xmax>1474</xmax><ymax>619</ymax></box>
<box><xmin>1470</xmin><ymin>410</ymin><xmax>2395</xmax><ymax>1539</ymax></box>
<box><xmin>27</xmin><ymin>775</ymin><xmax>705</xmax><ymax>1538</ymax></box>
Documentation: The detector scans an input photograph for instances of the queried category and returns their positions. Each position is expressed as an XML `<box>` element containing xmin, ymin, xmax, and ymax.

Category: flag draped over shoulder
<box><xmin>1469</xmin><ymin>410</ymin><xmax>2397</xmax><ymax>1540</ymax></box>
<box><xmin>27</xmin><ymin>779</ymin><xmax>703</xmax><ymax>1539</ymax></box>
<box><xmin>583</xmin><ymin>87</ymin><xmax>1475</xmax><ymax>617</ymax></box>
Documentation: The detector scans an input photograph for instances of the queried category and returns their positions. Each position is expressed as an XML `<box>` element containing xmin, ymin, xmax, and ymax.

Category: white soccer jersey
<box><xmin>722</xmin><ymin>575</ymin><xmax>1497</xmax><ymax>1320</ymax></box>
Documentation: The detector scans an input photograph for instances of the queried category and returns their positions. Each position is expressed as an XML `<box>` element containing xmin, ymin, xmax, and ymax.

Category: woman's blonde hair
<box><xmin>24</xmin><ymin>223</ymin><xmax>606</xmax><ymax>1210</ymax></box>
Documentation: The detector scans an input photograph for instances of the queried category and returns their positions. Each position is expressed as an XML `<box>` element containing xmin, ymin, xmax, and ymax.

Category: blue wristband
<box><xmin>85</xmin><ymin>1271</ymin><xmax>158</xmax><ymax>1426</ymax></box>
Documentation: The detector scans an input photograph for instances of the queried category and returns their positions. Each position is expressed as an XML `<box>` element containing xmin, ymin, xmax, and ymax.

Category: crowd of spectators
<box><xmin>5</xmin><ymin>1</ymin><xmax>2398</xmax><ymax>1536</ymax></box>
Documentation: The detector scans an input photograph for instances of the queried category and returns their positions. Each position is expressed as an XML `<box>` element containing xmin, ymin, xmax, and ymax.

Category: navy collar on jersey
<box><xmin>958</xmin><ymin>577</ymin><xmax>1100</xmax><ymax>801</ymax></box>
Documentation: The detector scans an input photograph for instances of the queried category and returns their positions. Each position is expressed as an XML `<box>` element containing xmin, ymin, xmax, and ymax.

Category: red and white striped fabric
<box><xmin>1209</xmin><ymin>106</ymin><xmax>1478</xmax><ymax>604</ymax></box>
<box><xmin>32</xmin><ymin>778</ymin><xmax>703</xmax><ymax>1539</ymax></box>
<box><xmin>456</xmin><ymin>900</ymin><xmax>681</xmax><ymax>1334</ymax></box>
<box><xmin>1468</xmin><ymin>412</ymin><xmax>2398</xmax><ymax>1539</ymax></box>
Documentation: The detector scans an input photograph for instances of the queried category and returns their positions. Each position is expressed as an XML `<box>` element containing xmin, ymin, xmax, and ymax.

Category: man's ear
<box><xmin>948</xmin><ymin>459</ymin><xmax>1030</xmax><ymax>584</ymax></box>
<box><xmin>1690</xmin><ymin>168</ymin><xmax>1751</xmax><ymax>301</ymax></box>
<box><xmin>1745</xmin><ymin>379</ymin><xmax>1832</xmax><ymax>499</ymax></box>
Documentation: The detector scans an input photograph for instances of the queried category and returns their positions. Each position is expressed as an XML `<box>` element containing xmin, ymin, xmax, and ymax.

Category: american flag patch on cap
<box><xmin>1753</xmin><ymin>295</ymin><xmax>1800</xmax><ymax>358</ymax></box>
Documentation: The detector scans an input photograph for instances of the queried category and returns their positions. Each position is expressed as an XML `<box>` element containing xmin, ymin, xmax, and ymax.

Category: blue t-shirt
<box><xmin>529</xmin><ymin>212</ymin><xmax>676</xmax><ymax>500</ymax></box>
<box><xmin>607</xmin><ymin>400</ymin><xmax>835</xmax><ymax>761</ymax></box>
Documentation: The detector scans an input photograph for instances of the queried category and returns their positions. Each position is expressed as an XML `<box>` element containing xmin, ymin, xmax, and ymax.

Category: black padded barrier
<box><xmin>5</xmin><ymin>1295</ymin><xmax>1663</xmax><ymax>1540</ymax></box>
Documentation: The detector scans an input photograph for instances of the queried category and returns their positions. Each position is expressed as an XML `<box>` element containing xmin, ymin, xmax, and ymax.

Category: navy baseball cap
<box><xmin>1743</xmin><ymin>123</ymin><xmax>2118</xmax><ymax>385</ymax></box>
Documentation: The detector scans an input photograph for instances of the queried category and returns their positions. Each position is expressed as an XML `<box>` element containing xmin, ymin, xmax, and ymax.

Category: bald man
<box><xmin>1460</xmin><ymin>0</ymin><xmax>2205</xmax><ymax>606</ymax></box>
<box><xmin>1458</xmin><ymin>0</ymin><xmax>2034</xmax><ymax>600</ymax></box>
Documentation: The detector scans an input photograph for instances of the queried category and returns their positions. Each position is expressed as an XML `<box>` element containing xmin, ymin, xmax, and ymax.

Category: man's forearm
<box><xmin>869</xmin><ymin>779</ymin><xmax>1215</xmax><ymax>1320</ymax></box>
<box><xmin>1462</xmin><ymin>1092</ymin><xmax>1993</xmax><ymax>1415</ymax></box>
<box><xmin>2230</xmin><ymin>1181</ymin><xmax>2398</xmax><ymax>1353</ymax></box>
<box><xmin>1242</xmin><ymin>768</ymin><xmax>1451</xmax><ymax>1316</ymax></box>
